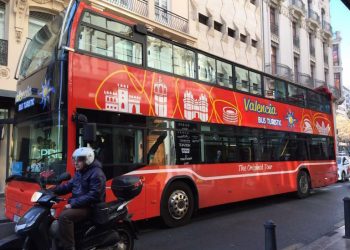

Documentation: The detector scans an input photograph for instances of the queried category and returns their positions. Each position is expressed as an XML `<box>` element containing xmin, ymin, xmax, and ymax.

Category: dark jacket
<box><xmin>54</xmin><ymin>159</ymin><xmax>106</xmax><ymax>208</ymax></box>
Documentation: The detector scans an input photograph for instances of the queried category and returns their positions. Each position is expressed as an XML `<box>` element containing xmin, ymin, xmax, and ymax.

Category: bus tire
<box><xmin>161</xmin><ymin>181</ymin><xmax>194</xmax><ymax>227</ymax></box>
<box><xmin>296</xmin><ymin>170</ymin><xmax>311</xmax><ymax>199</ymax></box>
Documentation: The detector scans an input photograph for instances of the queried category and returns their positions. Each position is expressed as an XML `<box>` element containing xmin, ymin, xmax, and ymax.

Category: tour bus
<box><xmin>5</xmin><ymin>0</ymin><xmax>337</xmax><ymax>227</ymax></box>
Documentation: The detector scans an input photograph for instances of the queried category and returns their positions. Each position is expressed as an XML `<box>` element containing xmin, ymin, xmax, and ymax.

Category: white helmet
<box><xmin>72</xmin><ymin>147</ymin><xmax>95</xmax><ymax>165</ymax></box>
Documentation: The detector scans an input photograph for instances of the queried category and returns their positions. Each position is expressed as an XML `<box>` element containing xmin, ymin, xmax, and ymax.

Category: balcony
<box><xmin>105</xmin><ymin>0</ymin><xmax>148</xmax><ymax>17</ymax></box>
<box><xmin>103</xmin><ymin>0</ymin><xmax>191</xmax><ymax>34</ymax></box>
<box><xmin>322</xmin><ymin>20</ymin><xmax>332</xmax><ymax>35</ymax></box>
<box><xmin>290</xmin><ymin>0</ymin><xmax>306</xmax><ymax>16</ymax></box>
<box><xmin>155</xmin><ymin>5</ymin><xmax>189</xmax><ymax>33</ymax></box>
<box><xmin>265</xmin><ymin>63</ymin><xmax>293</xmax><ymax>80</ymax></box>
<box><xmin>270</xmin><ymin>23</ymin><xmax>279</xmax><ymax>36</ymax></box>
<box><xmin>308</xmin><ymin>9</ymin><xmax>320</xmax><ymax>26</ymax></box>
<box><xmin>0</xmin><ymin>39</ymin><xmax>8</xmax><ymax>66</ymax></box>
<box><xmin>293</xmin><ymin>36</ymin><xmax>300</xmax><ymax>48</ymax></box>
<box><xmin>298</xmin><ymin>73</ymin><xmax>314</xmax><ymax>88</ymax></box>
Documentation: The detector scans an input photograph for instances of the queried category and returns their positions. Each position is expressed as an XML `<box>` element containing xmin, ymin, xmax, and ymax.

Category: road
<box><xmin>135</xmin><ymin>182</ymin><xmax>350</xmax><ymax>250</ymax></box>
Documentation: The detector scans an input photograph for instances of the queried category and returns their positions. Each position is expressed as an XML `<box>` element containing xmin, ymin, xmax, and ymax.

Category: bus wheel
<box><xmin>296</xmin><ymin>170</ymin><xmax>310</xmax><ymax>198</ymax></box>
<box><xmin>161</xmin><ymin>181</ymin><xmax>194</xmax><ymax>227</ymax></box>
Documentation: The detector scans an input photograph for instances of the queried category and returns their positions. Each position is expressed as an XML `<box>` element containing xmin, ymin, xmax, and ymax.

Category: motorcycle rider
<box><xmin>53</xmin><ymin>147</ymin><xmax>106</xmax><ymax>250</ymax></box>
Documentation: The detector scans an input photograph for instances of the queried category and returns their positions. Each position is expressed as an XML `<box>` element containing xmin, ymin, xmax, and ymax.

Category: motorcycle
<box><xmin>0</xmin><ymin>173</ymin><xmax>143</xmax><ymax>250</ymax></box>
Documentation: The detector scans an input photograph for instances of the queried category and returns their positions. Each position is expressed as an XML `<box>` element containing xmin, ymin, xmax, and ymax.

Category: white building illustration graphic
<box><xmin>183</xmin><ymin>90</ymin><xmax>208</xmax><ymax>122</ymax></box>
<box><xmin>302</xmin><ymin>119</ymin><xmax>313</xmax><ymax>134</ymax></box>
<box><xmin>104</xmin><ymin>84</ymin><xmax>141</xmax><ymax>114</ymax></box>
<box><xmin>154</xmin><ymin>78</ymin><xmax>167</xmax><ymax>117</ymax></box>
<box><xmin>315</xmin><ymin>121</ymin><xmax>330</xmax><ymax>135</ymax></box>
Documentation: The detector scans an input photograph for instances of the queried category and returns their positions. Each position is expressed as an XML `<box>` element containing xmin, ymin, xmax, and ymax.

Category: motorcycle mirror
<box><xmin>57</xmin><ymin>172</ymin><xmax>71</xmax><ymax>183</ymax></box>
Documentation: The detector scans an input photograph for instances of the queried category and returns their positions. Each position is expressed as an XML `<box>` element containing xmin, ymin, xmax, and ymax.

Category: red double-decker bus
<box><xmin>5</xmin><ymin>0</ymin><xmax>337</xmax><ymax>227</ymax></box>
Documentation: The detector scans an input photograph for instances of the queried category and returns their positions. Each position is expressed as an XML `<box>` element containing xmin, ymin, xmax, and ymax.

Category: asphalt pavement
<box><xmin>135</xmin><ymin>182</ymin><xmax>350</xmax><ymax>250</ymax></box>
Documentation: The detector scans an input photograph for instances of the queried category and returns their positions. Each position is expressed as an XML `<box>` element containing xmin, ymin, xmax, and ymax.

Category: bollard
<box><xmin>344</xmin><ymin>197</ymin><xmax>350</xmax><ymax>238</ymax></box>
<box><xmin>264</xmin><ymin>220</ymin><xmax>277</xmax><ymax>250</ymax></box>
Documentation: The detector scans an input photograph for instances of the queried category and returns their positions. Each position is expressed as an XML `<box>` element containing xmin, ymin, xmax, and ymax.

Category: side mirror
<box><xmin>57</xmin><ymin>172</ymin><xmax>71</xmax><ymax>183</ymax></box>
<box><xmin>83</xmin><ymin>123</ymin><xmax>96</xmax><ymax>142</ymax></box>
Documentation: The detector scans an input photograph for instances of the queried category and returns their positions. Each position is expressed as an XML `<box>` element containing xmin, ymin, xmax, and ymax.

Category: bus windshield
<box><xmin>18</xmin><ymin>11</ymin><xmax>64</xmax><ymax>79</ymax></box>
<box><xmin>11</xmin><ymin>112</ymin><xmax>66</xmax><ymax>183</ymax></box>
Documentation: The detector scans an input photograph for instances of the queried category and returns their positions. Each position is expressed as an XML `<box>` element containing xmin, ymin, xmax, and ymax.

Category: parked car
<box><xmin>337</xmin><ymin>155</ymin><xmax>350</xmax><ymax>182</ymax></box>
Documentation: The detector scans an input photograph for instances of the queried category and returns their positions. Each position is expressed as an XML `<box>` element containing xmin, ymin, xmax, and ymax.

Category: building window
<box><xmin>270</xmin><ymin>7</ymin><xmax>278</xmax><ymax>36</ymax></box>
<box><xmin>250</xmin><ymin>0</ymin><xmax>256</xmax><ymax>4</ymax></box>
<box><xmin>334</xmin><ymin>73</ymin><xmax>341</xmax><ymax>89</ymax></box>
<box><xmin>228</xmin><ymin>28</ymin><xmax>235</xmax><ymax>38</ymax></box>
<box><xmin>0</xmin><ymin>1</ymin><xmax>5</xmax><ymax>39</ymax></box>
<box><xmin>198</xmin><ymin>13</ymin><xmax>209</xmax><ymax>26</ymax></box>
<box><xmin>28</xmin><ymin>11</ymin><xmax>54</xmax><ymax>39</ymax></box>
<box><xmin>271</xmin><ymin>45</ymin><xmax>277</xmax><ymax>75</ymax></box>
<box><xmin>310</xmin><ymin>63</ymin><xmax>315</xmax><ymax>81</ymax></box>
<box><xmin>0</xmin><ymin>1</ymin><xmax>7</xmax><ymax>66</ymax></box>
<box><xmin>251</xmin><ymin>39</ymin><xmax>257</xmax><ymax>48</ymax></box>
<box><xmin>294</xmin><ymin>56</ymin><xmax>299</xmax><ymax>82</ymax></box>
<box><xmin>214</xmin><ymin>21</ymin><xmax>223</xmax><ymax>32</ymax></box>
<box><xmin>292</xmin><ymin>22</ymin><xmax>299</xmax><ymax>48</ymax></box>
<box><xmin>324</xmin><ymin>69</ymin><xmax>328</xmax><ymax>83</ymax></box>
<box><xmin>240</xmin><ymin>34</ymin><xmax>247</xmax><ymax>43</ymax></box>
<box><xmin>323</xmin><ymin>42</ymin><xmax>328</xmax><ymax>65</ymax></box>
<box><xmin>309</xmin><ymin>32</ymin><xmax>315</xmax><ymax>57</ymax></box>
<box><xmin>333</xmin><ymin>44</ymin><xmax>339</xmax><ymax>66</ymax></box>
<box><xmin>155</xmin><ymin>0</ymin><xmax>169</xmax><ymax>24</ymax></box>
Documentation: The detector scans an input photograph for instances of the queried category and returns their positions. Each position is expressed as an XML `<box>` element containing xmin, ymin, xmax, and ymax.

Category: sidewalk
<box><xmin>285</xmin><ymin>225</ymin><xmax>350</xmax><ymax>250</ymax></box>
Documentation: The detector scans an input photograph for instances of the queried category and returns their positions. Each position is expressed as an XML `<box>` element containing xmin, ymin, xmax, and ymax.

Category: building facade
<box><xmin>0</xmin><ymin>0</ymin><xmax>69</xmax><ymax>193</ymax></box>
<box><xmin>336</xmin><ymin>86</ymin><xmax>349</xmax><ymax>116</ymax></box>
<box><xmin>92</xmin><ymin>0</ymin><xmax>263</xmax><ymax>70</ymax></box>
<box><xmin>262</xmin><ymin>0</ymin><xmax>338</xmax><ymax>95</ymax></box>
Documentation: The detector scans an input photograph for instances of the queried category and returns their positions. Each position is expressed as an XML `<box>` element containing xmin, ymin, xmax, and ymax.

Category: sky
<box><xmin>330</xmin><ymin>0</ymin><xmax>350</xmax><ymax>88</ymax></box>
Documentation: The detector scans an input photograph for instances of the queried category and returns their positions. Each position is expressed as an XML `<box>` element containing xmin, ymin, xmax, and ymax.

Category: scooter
<box><xmin>0</xmin><ymin>173</ymin><xmax>143</xmax><ymax>250</ymax></box>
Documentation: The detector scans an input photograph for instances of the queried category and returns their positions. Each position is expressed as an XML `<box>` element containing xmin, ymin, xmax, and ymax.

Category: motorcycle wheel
<box><xmin>115</xmin><ymin>227</ymin><xmax>134</xmax><ymax>250</ymax></box>
<box><xmin>101</xmin><ymin>227</ymin><xmax>134</xmax><ymax>250</ymax></box>
<box><xmin>22</xmin><ymin>237</ymin><xmax>35</xmax><ymax>250</ymax></box>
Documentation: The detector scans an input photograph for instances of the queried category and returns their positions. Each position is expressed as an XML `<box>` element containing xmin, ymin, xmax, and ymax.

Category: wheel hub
<box><xmin>168</xmin><ymin>190</ymin><xmax>189</xmax><ymax>220</ymax></box>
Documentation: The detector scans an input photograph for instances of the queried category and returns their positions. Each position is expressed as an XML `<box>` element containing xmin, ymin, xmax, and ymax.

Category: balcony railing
<box><xmin>322</xmin><ymin>20</ymin><xmax>332</xmax><ymax>34</ymax></box>
<box><xmin>290</xmin><ymin>0</ymin><xmax>306</xmax><ymax>14</ymax></box>
<box><xmin>308</xmin><ymin>9</ymin><xmax>320</xmax><ymax>24</ymax></box>
<box><xmin>106</xmin><ymin>0</ymin><xmax>148</xmax><ymax>17</ymax></box>
<box><xmin>293</xmin><ymin>36</ymin><xmax>300</xmax><ymax>48</ymax></box>
<box><xmin>310</xmin><ymin>46</ymin><xmax>315</xmax><ymax>57</ymax></box>
<box><xmin>298</xmin><ymin>73</ymin><xmax>314</xmax><ymax>88</ymax></box>
<box><xmin>155</xmin><ymin>5</ymin><xmax>189</xmax><ymax>33</ymax></box>
<box><xmin>265</xmin><ymin>63</ymin><xmax>293</xmax><ymax>79</ymax></box>
<box><xmin>0</xmin><ymin>39</ymin><xmax>8</xmax><ymax>66</ymax></box>
<box><xmin>270</xmin><ymin>23</ymin><xmax>279</xmax><ymax>36</ymax></box>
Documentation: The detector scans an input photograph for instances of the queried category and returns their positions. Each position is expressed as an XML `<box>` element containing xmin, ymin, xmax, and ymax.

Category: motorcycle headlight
<box><xmin>31</xmin><ymin>191</ymin><xmax>43</xmax><ymax>203</ymax></box>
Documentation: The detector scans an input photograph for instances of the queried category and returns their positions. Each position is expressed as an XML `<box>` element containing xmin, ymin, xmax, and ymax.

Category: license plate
<box><xmin>13</xmin><ymin>215</ymin><xmax>20</xmax><ymax>223</ymax></box>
